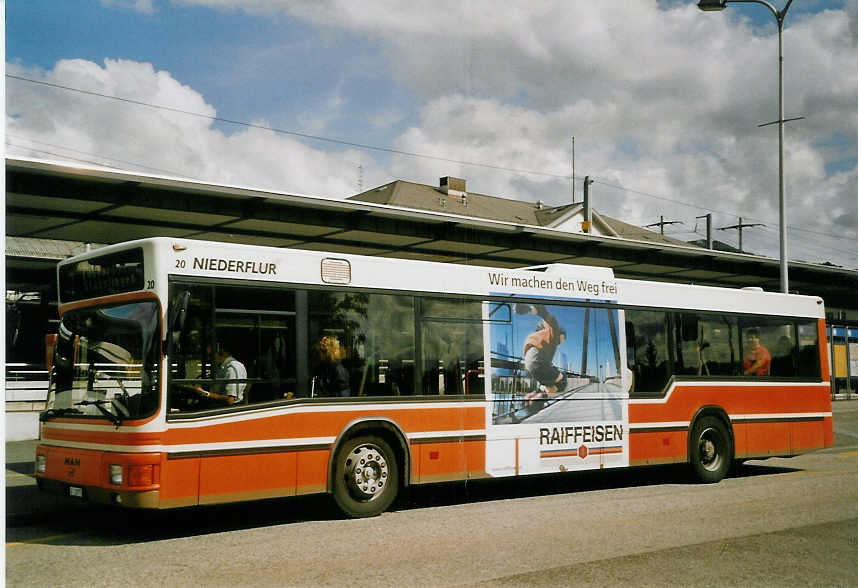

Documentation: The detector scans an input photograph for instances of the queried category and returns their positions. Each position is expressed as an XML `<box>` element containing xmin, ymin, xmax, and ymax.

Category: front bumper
<box><xmin>36</xmin><ymin>477</ymin><xmax>160</xmax><ymax>508</ymax></box>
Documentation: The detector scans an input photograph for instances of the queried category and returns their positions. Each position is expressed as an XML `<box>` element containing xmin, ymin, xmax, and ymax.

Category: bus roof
<box><xmin>59</xmin><ymin>237</ymin><xmax>825</xmax><ymax>319</ymax></box>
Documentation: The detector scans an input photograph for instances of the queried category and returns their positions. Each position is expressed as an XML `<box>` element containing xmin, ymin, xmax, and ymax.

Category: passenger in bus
<box><xmin>518</xmin><ymin>304</ymin><xmax>568</xmax><ymax>400</ymax></box>
<box><xmin>260</xmin><ymin>332</ymin><xmax>289</xmax><ymax>382</ymax></box>
<box><xmin>259</xmin><ymin>332</ymin><xmax>290</xmax><ymax>400</ymax></box>
<box><xmin>771</xmin><ymin>335</ymin><xmax>795</xmax><ymax>376</ymax></box>
<box><xmin>743</xmin><ymin>328</ymin><xmax>771</xmax><ymax>376</ymax></box>
<box><xmin>315</xmin><ymin>335</ymin><xmax>351</xmax><ymax>397</ymax></box>
<box><xmin>195</xmin><ymin>343</ymin><xmax>248</xmax><ymax>405</ymax></box>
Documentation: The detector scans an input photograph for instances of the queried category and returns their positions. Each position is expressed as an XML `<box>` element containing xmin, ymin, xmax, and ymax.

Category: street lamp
<box><xmin>697</xmin><ymin>0</ymin><xmax>794</xmax><ymax>294</ymax></box>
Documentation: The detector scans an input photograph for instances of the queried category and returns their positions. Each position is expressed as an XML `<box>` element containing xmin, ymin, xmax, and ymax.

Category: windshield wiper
<box><xmin>94</xmin><ymin>372</ymin><xmax>132</xmax><ymax>418</ymax></box>
<box><xmin>96</xmin><ymin>370</ymin><xmax>129</xmax><ymax>394</ymax></box>
<box><xmin>39</xmin><ymin>407</ymin><xmax>83</xmax><ymax>422</ymax></box>
<box><xmin>75</xmin><ymin>399</ymin><xmax>123</xmax><ymax>426</ymax></box>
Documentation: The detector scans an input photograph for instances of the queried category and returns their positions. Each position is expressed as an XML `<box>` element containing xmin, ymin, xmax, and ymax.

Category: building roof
<box><xmin>350</xmin><ymin>180</ymin><xmax>550</xmax><ymax>225</ymax></box>
<box><xmin>349</xmin><ymin>179</ymin><xmax>692</xmax><ymax>247</ymax></box>
<box><xmin>5</xmin><ymin>236</ymin><xmax>105</xmax><ymax>260</ymax></box>
<box><xmin>596</xmin><ymin>215</ymin><xmax>691</xmax><ymax>247</ymax></box>
<box><xmin>687</xmin><ymin>239</ymin><xmax>747</xmax><ymax>254</ymax></box>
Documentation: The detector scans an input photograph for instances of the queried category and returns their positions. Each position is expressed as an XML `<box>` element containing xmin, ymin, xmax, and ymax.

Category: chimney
<box><xmin>440</xmin><ymin>176</ymin><xmax>467</xmax><ymax>198</ymax></box>
<box><xmin>582</xmin><ymin>176</ymin><xmax>594</xmax><ymax>232</ymax></box>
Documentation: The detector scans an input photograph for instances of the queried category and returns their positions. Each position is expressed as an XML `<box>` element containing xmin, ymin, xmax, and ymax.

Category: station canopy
<box><xmin>6</xmin><ymin>157</ymin><xmax>857</xmax><ymax>310</ymax></box>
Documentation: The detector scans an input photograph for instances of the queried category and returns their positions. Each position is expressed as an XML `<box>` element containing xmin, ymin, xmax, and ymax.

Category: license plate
<box><xmin>69</xmin><ymin>486</ymin><xmax>83</xmax><ymax>498</ymax></box>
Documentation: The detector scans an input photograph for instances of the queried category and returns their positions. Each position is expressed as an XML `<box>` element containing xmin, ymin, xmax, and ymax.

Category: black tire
<box><xmin>689</xmin><ymin>416</ymin><xmax>732</xmax><ymax>483</ymax></box>
<box><xmin>332</xmin><ymin>435</ymin><xmax>399</xmax><ymax>518</ymax></box>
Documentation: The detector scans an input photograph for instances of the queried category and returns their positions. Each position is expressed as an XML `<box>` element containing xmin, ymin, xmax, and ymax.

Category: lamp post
<box><xmin>698</xmin><ymin>0</ymin><xmax>794</xmax><ymax>294</ymax></box>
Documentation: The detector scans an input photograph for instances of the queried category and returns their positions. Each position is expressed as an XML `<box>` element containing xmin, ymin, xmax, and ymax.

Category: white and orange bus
<box><xmin>36</xmin><ymin>238</ymin><xmax>833</xmax><ymax>517</ymax></box>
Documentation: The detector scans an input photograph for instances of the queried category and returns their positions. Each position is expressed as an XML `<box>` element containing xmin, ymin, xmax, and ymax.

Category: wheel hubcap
<box><xmin>345</xmin><ymin>444</ymin><xmax>388</xmax><ymax>500</ymax></box>
<box><xmin>699</xmin><ymin>427</ymin><xmax>723</xmax><ymax>472</ymax></box>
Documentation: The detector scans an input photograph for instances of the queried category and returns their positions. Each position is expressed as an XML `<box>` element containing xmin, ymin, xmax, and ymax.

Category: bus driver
<box><xmin>195</xmin><ymin>343</ymin><xmax>248</xmax><ymax>405</ymax></box>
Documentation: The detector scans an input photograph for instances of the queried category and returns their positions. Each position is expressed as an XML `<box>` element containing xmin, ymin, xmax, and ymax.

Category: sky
<box><xmin>5</xmin><ymin>0</ymin><xmax>858</xmax><ymax>269</ymax></box>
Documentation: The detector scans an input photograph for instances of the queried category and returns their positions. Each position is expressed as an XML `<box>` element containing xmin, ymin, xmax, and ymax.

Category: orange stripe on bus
<box><xmin>164</xmin><ymin>406</ymin><xmax>484</xmax><ymax>445</ymax></box>
<box><xmin>41</xmin><ymin>429</ymin><xmax>163</xmax><ymax>446</ymax></box>
<box><xmin>630</xmin><ymin>384</ymin><xmax>830</xmax><ymax>424</ymax></box>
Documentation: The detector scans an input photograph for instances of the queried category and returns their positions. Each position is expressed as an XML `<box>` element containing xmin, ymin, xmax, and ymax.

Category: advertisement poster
<box><xmin>484</xmin><ymin>294</ymin><xmax>629</xmax><ymax>477</ymax></box>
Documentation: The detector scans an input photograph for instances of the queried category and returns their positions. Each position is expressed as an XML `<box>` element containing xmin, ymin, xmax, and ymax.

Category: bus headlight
<box><xmin>36</xmin><ymin>454</ymin><xmax>46</xmax><ymax>473</ymax></box>
<box><xmin>109</xmin><ymin>464</ymin><xmax>123</xmax><ymax>485</ymax></box>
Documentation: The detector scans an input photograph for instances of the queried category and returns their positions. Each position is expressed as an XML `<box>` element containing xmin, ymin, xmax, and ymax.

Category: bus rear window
<box><xmin>59</xmin><ymin>248</ymin><xmax>145</xmax><ymax>302</ymax></box>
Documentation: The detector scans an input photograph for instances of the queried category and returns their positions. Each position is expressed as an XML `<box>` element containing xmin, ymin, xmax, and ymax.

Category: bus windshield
<box><xmin>46</xmin><ymin>300</ymin><xmax>160</xmax><ymax>423</ymax></box>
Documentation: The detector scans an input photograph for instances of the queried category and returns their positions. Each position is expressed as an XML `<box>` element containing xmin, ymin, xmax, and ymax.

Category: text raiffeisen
<box><xmin>539</xmin><ymin>425</ymin><xmax>624</xmax><ymax>445</ymax></box>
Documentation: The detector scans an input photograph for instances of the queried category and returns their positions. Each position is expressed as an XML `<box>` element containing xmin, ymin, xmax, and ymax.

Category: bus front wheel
<box><xmin>332</xmin><ymin>435</ymin><xmax>399</xmax><ymax>518</ymax></box>
<box><xmin>689</xmin><ymin>416</ymin><xmax>732</xmax><ymax>483</ymax></box>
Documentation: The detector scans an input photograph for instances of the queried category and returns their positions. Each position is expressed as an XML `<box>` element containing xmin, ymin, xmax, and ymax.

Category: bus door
<box><xmin>165</xmin><ymin>283</ymin><xmax>300</xmax><ymax>505</ymax></box>
<box><xmin>416</xmin><ymin>297</ymin><xmax>485</xmax><ymax>482</ymax></box>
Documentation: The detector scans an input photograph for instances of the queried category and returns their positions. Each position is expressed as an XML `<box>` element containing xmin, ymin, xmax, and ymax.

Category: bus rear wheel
<box><xmin>332</xmin><ymin>435</ymin><xmax>399</xmax><ymax>518</ymax></box>
<box><xmin>689</xmin><ymin>416</ymin><xmax>732</xmax><ymax>483</ymax></box>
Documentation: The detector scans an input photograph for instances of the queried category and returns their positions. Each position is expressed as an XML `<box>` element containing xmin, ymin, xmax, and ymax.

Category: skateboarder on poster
<box><xmin>518</xmin><ymin>303</ymin><xmax>568</xmax><ymax>406</ymax></box>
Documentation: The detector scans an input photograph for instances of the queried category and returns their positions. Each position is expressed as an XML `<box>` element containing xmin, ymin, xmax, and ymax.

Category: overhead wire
<box><xmin>6</xmin><ymin>74</ymin><xmax>571</xmax><ymax>179</ymax></box>
<box><xmin>678</xmin><ymin>223</ymin><xmax>857</xmax><ymax>263</ymax></box>
<box><xmin>6</xmin><ymin>73</ymin><xmax>857</xmax><ymax>259</ymax></box>
<box><xmin>592</xmin><ymin>180</ymin><xmax>858</xmax><ymax>245</ymax></box>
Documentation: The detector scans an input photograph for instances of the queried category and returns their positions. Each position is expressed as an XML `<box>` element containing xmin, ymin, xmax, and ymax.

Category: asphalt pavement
<box><xmin>6</xmin><ymin>399</ymin><xmax>858</xmax><ymax>527</ymax></box>
<box><xmin>5</xmin><ymin>437</ymin><xmax>101</xmax><ymax>527</ymax></box>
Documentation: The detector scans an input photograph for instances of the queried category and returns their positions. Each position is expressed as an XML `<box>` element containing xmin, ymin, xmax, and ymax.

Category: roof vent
<box><xmin>440</xmin><ymin>176</ymin><xmax>466</xmax><ymax>197</ymax></box>
<box><xmin>321</xmin><ymin>258</ymin><xmax>351</xmax><ymax>284</ymax></box>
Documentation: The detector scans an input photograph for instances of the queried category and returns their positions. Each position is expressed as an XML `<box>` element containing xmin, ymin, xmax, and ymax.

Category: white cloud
<box><xmin>300</xmin><ymin>0</ymin><xmax>855</xmax><ymax>265</ymax></box>
<box><xmin>8</xmin><ymin>1</ymin><xmax>858</xmax><ymax>266</ymax></box>
<box><xmin>6</xmin><ymin>59</ymin><xmax>375</xmax><ymax>198</ymax></box>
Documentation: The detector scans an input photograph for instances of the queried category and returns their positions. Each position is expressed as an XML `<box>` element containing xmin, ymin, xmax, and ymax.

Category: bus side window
<box><xmin>705</xmin><ymin>315</ymin><xmax>740</xmax><ymax>376</ymax></box>
<box><xmin>796</xmin><ymin>321</ymin><xmax>821</xmax><ymax>378</ymax></box>
<box><xmin>673</xmin><ymin>313</ymin><xmax>739</xmax><ymax>377</ymax></box>
<box><xmin>307</xmin><ymin>291</ymin><xmax>415</xmax><ymax>398</ymax></box>
<box><xmin>168</xmin><ymin>285</ymin><xmax>211</xmax><ymax>383</ymax></box>
<box><xmin>673</xmin><ymin>313</ymin><xmax>701</xmax><ymax>376</ymax></box>
<box><xmin>168</xmin><ymin>284</ymin><xmax>299</xmax><ymax>411</ymax></box>
<box><xmin>625</xmin><ymin>309</ymin><xmax>671</xmax><ymax>395</ymax></box>
<box><xmin>367</xmin><ymin>294</ymin><xmax>415</xmax><ymax>397</ymax></box>
<box><xmin>419</xmin><ymin>298</ymin><xmax>484</xmax><ymax>396</ymax></box>
<box><xmin>740</xmin><ymin>320</ymin><xmax>797</xmax><ymax>378</ymax></box>
<box><xmin>213</xmin><ymin>286</ymin><xmax>297</xmax><ymax>404</ymax></box>
<box><xmin>215</xmin><ymin>315</ymin><xmax>256</xmax><ymax>400</ymax></box>
<box><xmin>258</xmin><ymin>328</ymin><xmax>293</xmax><ymax>400</ymax></box>
<box><xmin>770</xmin><ymin>328</ymin><xmax>797</xmax><ymax>377</ymax></box>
